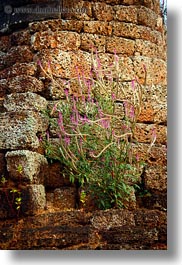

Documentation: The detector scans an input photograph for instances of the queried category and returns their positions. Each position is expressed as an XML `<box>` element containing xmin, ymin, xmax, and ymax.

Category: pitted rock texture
<box><xmin>6</xmin><ymin>150</ymin><xmax>48</xmax><ymax>184</ymax></box>
<box><xmin>0</xmin><ymin>209</ymin><xmax>167</xmax><ymax>250</ymax></box>
<box><xmin>3</xmin><ymin>92</ymin><xmax>48</xmax><ymax>112</ymax></box>
<box><xmin>0</xmin><ymin>0</ymin><xmax>167</xmax><ymax>250</ymax></box>
<box><xmin>0</xmin><ymin>111</ymin><xmax>48</xmax><ymax>149</ymax></box>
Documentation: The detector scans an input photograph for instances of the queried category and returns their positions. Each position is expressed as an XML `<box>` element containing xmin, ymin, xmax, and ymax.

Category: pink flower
<box><xmin>151</xmin><ymin>127</ymin><xmax>157</xmax><ymax>138</ymax></box>
<box><xmin>64</xmin><ymin>136</ymin><xmax>70</xmax><ymax>146</ymax></box>
<box><xmin>136</xmin><ymin>153</ymin><xmax>140</xmax><ymax>162</ymax></box>
<box><xmin>89</xmin><ymin>150</ymin><xmax>95</xmax><ymax>158</ymax></box>
<box><xmin>87</xmin><ymin>80</ymin><xmax>92</xmax><ymax>101</ymax></box>
<box><xmin>83</xmin><ymin>115</ymin><xmax>89</xmax><ymax>124</ymax></box>
<box><xmin>79</xmin><ymin>137</ymin><xmax>83</xmax><ymax>147</ymax></box>
<box><xmin>129</xmin><ymin>105</ymin><xmax>135</xmax><ymax>119</ymax></box>
<box><xmin>58</xmin><ymin>112</ymin><xmax>65</xmax><ymax>132</ymax></box>
<box><xmin>111</xmin><ymin>93</ymin><xmax>116</xmax><ymax>100</ymax></box>
<box><xmin>38</xmin><ymin>135</ymin><xmax>43</xmax><ymax>142</ymax></box>
<box><xmin>72</xmin><ymin>96</ymin><xmax>77</xmax><ymax>111</ymax></box>
<box><xmin>101</xmin><ymin>118</ymin><xmax>110</xmax><ymax>129</ymax></box>
<box><xmin>58</xmin><ymin>112</ymin><xmax>63</xmax><ymax>126</ymax></box>
<box><xmin>64</xmin><ymin>88</ymin><xmax>69</xmax><ymax>98</ymax></box>
<box><xmin>114</xmin><ymin>49</ymin><xmax>119</xmax><ymax>63</ymax></box>
<box><xmin>98</xmin><ymin>108</ymin><xmax>104</xmax><ymax>118</ymax></box>
<box><xmin>47</xmin><ymin>60</ymin><xmax>51</xmax><ymax>69</ymax></box>
<box><xmin>37</xmin><ymin>59</ymin><xmax>42</xmax><ymax>67</ymax></box>
<box><xmin>131</xmin><ymin>79</ymin><xmax>135</xmax><ymax>90</ymax></box>
<box><xmin>123</xmin><ymin>101</ymin><xmax>128</xmax><ymax>116</ymax></box>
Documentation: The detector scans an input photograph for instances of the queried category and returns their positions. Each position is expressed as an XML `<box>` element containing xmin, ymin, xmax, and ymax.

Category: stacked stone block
<box><xmin>0</xmin><ymin>0</ymin><xmax>167</xmax><ymax>249</ymax></box>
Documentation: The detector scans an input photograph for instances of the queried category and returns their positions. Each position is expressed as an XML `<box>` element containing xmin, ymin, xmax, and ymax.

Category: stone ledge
<box><xmin>7</xmin><ymin>75</ymin><xmax>45</xmax><ymax>93</ymax></box>
<box><xmin>0</xmin><ymin>62</ymin><xmax>36</xmax><ymax>79</ymax></box>
<box><xmin>0</xmin><ymin>111</ymin><xmax>48</xmax><ymax>149</ymax></box>
<box><xmin>6</xmin><ymin>150</ymin><xmax>48</xmax><ymax>184</ymax></box>
<box><xmin>145</xmin><ymin>165</ymin><xmax>167</xmax><ymax>191</ymax></box>
<box><xmin>113</xmin><ymin>22</ymin><xmax>163</xmax><ymax>45</ymax></box>
<box><xmin>21</xmin><ymin>184</ymin><xmax>46</xmax><ymax>215</ymax></box>
<box><xmin>0</xmin><ymin>46</ymin><xmax>33</xmax><ymax>69</ymax></box>
<box><xmin>134</xmin><ymin>123</ymin><xmax>167</xmax><ymax>145</ymax></box>
<box><xmin>0</xmin><ymin>209</ymin><xmax>167</xmax><ymax>249</ymax></box>
<box><xmin>31</xmin><ymin>31</ymin><xmax>81</xmax><ymax>51</ymax></box>
<box><xmin>3</xmin><ymin>92</ymin><xmax>48</xmax><ymax>112</ymax></box>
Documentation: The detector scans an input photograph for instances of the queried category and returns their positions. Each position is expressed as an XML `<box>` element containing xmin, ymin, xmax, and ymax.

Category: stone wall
<box><xmin>0</xmin><ymin>0</ymin><xmax>167</xmax><ymax>250</ymax></box>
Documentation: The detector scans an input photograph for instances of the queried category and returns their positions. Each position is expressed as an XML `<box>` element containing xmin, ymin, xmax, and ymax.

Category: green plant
<box><xmin>41</xmin><ymin>50</ymin><xmax>155</xmax><ymax>210</ymax></box>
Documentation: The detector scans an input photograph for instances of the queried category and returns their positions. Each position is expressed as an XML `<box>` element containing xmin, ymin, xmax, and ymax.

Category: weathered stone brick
<box><xmin>92</xmin><ymin>53</ymin><xmax>135</xmax><ymax>81</ymax></box>
<box><xmin>132</xmin><ymin>143</ymin><xmax>167</xmax><ymax>167</ymax></box>
<box><xmin>29</xmin><ymin>19</ymin><xmax>84</xmax><ymax>33</ymax></box>
<box><xmin>31</xmin><ymin>31</ymin><xmax>81</xmax><ymax>51</ymax></box>
<box><xmin>93</xmin><ymin>2</ymin><xmax>114</xmax><ymax>22</ymax></box>
<box><xmin>0</xmin><ymin>35</ymin><xmax>11</xmax><ymax>52</ymax></box>
<box><xmin>137</xmin><ymin>6</ymin><xmax>158</xmax><ymax>30</ymax></box>
<box><xmin>91</xmin><ymin>209</ymin><xmax>135</xmax><ymax>230</ymax></box>
<box><xmin>46</xmin><ymin>162</ymin><xmax>70</xmax><ymax>188</ymax></box>
<box><xmin>0</xmin><ymin>79</ymin><xmax>8</xmax><ymax>97</ymax></box>
<box><xmin>64</xmin><ymin>0</ymin><xmax>92</xmax><ymax>21</ymax></box>
<box><xmin>132</xmin><ymin>56</ymin><xmax>167</xmax><ymax>85</ymax></box>
<box><xmin>61</xmin><ymin>0</ymin><xmax>92</xmax><ymax>20</ymax></box>
<box><xmin>3</xmin><ymin>92</ymin><xmax>48</xmax><ymax>112</ymax></box>
<box><xmin>0</xmin><ymin>63</ymin><xmax>36</xmax><ymax>79</ymax></box>
<box><xmin>145</xmin><ymin>166</ymin><xmax>167</xmax><ymax>191</ymax></box>
<box><xmin>135</xmin><ymin>39</ymin><xmax>166</xmax><ymax>60</ymax></box>
<box><xmin>91</xmin><ymin>0</ymin><xmax>120</xmax><ymax>4</ymax></box>
<box><xmin>45</xmin><ymin>78</ymin><xmax>66</xmax><ymax>100</ymax></box>
<box><xmin>10</xmin><ymin>29</ymin><xmax>31</xmax><ymax>46</ymax></box>
<box><xmin>135</xmin><ymin>84</ymin><xmax>167</xmax><ymax>123</ymax></box>
<box><xmin>106</xmin><ymin>36</ymin><xmax>135</xmax><ymax>55</ymax></box>
<box><xmin>7</xmin><ymin>75</ymin><xmax>45</xmax><ymax>93</ymax></box>
<box><xmin>61</xmin><ymin>20</ymin><xmax>84</xmax><ymax>32</ymax></box>
<box><xmin>0</xmin><ymin>111</ymin><xmax>48</xmax><ymax>150</ymax></box>
<box><xmin>53</xmin><ymin>187</ymin><xmax>76</xmax><ymax>210</ymax></box>
<box><xmin>100</xmin><ymin>227</ymin><xmax>158</xmax><ymax>244</ymax></box>
<box><xmin>84</xmin><ymin>21</ymin><xmax>112</xmax><ymax>36</ymax></box>
<box><xmin>81</xmin><ymin>33</ymin><xmax>106</xmax><ymax>52</ymax></box>
<box><xmin>153</xmin><ymin>105</ymin><xmax>167</xmax><ymax>124</ymax></box>
<box><xmin>6</xmin><ymin>150</ymin><xmax>48</xmax><ymax>184</ymax></box>
<box><xmin>118</xmin><ymin>56</ymin><xmax>135</xmax><ymax>80</ymax></box>
<box><xmin>142</xmin><ymin>28</ymin><xmax>163</xmax><ymax>45</ymax></box>
<box><xmin>29</xmin><ymin>19</ymin><xmax>61</xmax><ymax>33</ymax></box>
<box><xmin>113</xmin><ymin>22</ymin><xmax>163</xmax><ymax>44</ymax></box>
<box><xmin>115</xmin><ymin>5</ymin><xmax>138</xmax><ymax>23</ymax></box>
<box><xmin>21</xmin><ymin>184</ymin><xmax>46</xmax><ymax>215</ymax></box>
<box><xmin>113</xmin><ymin>22</ymin><xmax>141</xmax><ymax>39</ymax></box>
<box><xmin>143</xmin><ymin>0</ymin><xmax>161</xmax><ymax>15</ymax></box>
<box><xmin>36</xmin><ymin>49</ymin><xmax>92</xmax><ymax>79</ymax></box>
<box><xmin>140</xmin><ymin>191</ymin><xmax>167</xmax><ymax>211</ymax></box>
<box><xmin>0</xmin><ymin>0</ymin><xmax>166</xmax><ymax>250</ymax></box>
<box><xmin>134</xmin><ymin>123</ymin><xmax>167</xmax><ymax>145</ymax></box>
<box><xmin>134</xmin><ymin>209</ymin><xmax>167</xmax><ymax>227</ymax></box>
<box><xmin>0</xmin><ymin>46</ymin><xmax>33</xmax><ymax>68</ymax></box>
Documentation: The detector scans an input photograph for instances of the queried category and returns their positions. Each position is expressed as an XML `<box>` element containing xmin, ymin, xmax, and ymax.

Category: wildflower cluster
<box><xmin>42</xmin><ymin>50</ymin><xmax>153</xmax><ymax>210</ymax></box>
